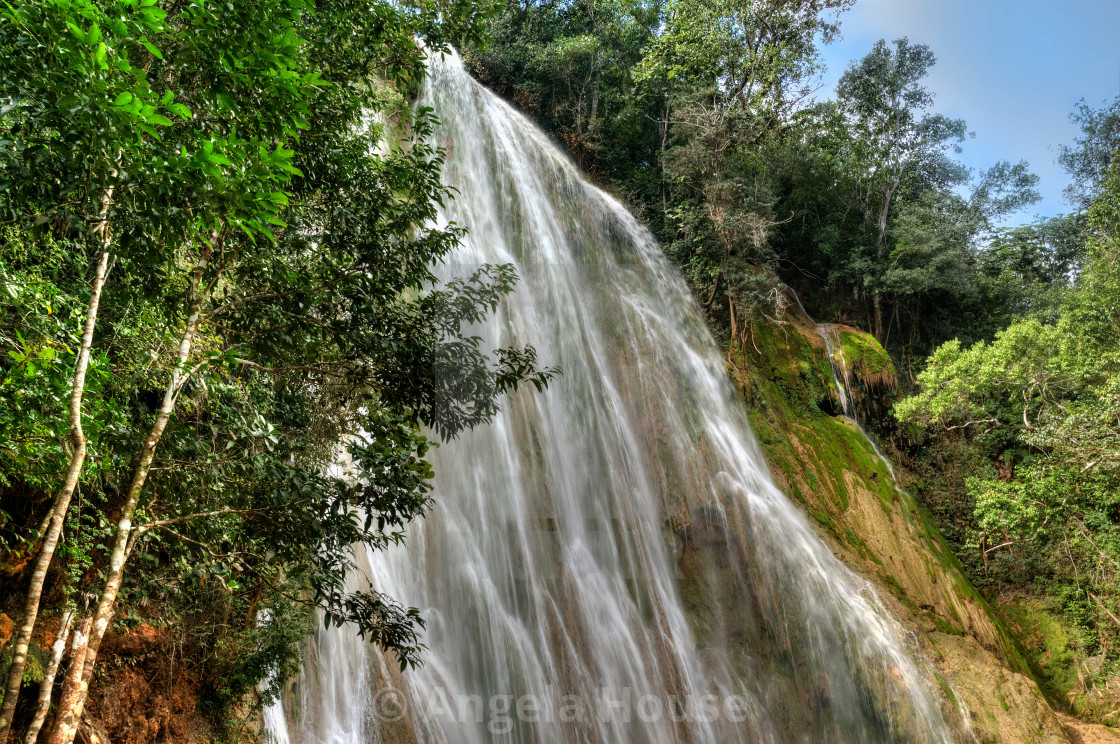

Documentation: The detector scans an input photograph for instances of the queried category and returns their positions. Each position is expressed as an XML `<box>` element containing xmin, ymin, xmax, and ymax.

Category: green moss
<box><xmin>803</xmin><ymin>464</ymin><xmax>820</xmax><ymax>492</ymax></box>
<box><xmin>880</xmin><ymin>573</ymin><xmax>918</xmax><ymax>612</ymax></box>
<box><xmin>810</xmin><ymin>509</ymin><xmax>840</xmax><ymax>538</ymax></box>
<box><xmin>735</xmin><ymin>321</ymin><xmax>836</xmax><ymax>421</ymax></box>
<box><xmin>1001</xmin><ymin>600</ymin><xmax>1085</xmax><ymax>709</ymax></box>
<box><xmin>749</xmin><ymin>413</ymin><xmax>782</xmax><ymax>448</ymax></box>
<box><xmin>845</xmin><ymin>527</ymin><xmax>883</xmax><ymax>566</ymax></box>
<box><xmin>729</xmin><ymin>307</ymin><xmax>1036</xmax><ymax>684</ymax></box>
<box><xmin>930</xmin><ymin>612</ymin><xmax>965</xmax><ymax>637</ymax></box>
<box><xmin>933</xmin><ymin>670</ymin><xmax>958</xmax><ymax>706</ymax></box>
<box><xmin>733</xmin><ymin>321</ymin><xmax>903</xmax><ymax>522</ymax></box>
<box><xmin>0</xmin><ymin>642</ymin><xmax>50</xmax><ymax>691</ymax></box>
<box><xmin>839</xmin><ymin>330</ymin><xmax>896</xmax><ymax>376</ymax></box>
<box><xmin>22</xmin><ymin>643</ymin><xmax>47</xmax><ymax>685</ymax></box>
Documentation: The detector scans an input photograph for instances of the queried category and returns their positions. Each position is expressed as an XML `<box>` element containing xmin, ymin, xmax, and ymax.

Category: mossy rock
<box><xmin>838</xmin><ymin>330</ymin><xmax>896</xmax><ymax>377</ymax></box>
<box><xmin>0</xmin><ymin>641</ymin><xmax>49</xmax><ymax>705</ymax></box>
<box><xmin>826</xmin><ymin>327</ymin><xmax>898</xmax><ymax>422</ymax></box>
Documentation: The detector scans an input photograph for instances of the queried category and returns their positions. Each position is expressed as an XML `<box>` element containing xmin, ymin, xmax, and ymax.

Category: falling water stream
<box><xmin>786</xmin><ymin>291</ymin><xmax>900</xmax><ymax>490</ymax></box>
<box><xmin>279</xmin><ymin>51</ymin><xmax>965</xmax><ymax>744</ymax></box>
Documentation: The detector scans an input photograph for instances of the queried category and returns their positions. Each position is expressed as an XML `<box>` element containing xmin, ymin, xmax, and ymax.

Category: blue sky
<box><xmin>816</xmin><ymin>0</ymin><xmax>1120</xmax><ymax>221</ymax></box>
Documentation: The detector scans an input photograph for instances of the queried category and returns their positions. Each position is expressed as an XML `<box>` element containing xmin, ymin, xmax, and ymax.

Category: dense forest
<box><xmin>0</xmin><ymin>0</ymin><xmax>1118</xmax><ymax>741</ymax></box>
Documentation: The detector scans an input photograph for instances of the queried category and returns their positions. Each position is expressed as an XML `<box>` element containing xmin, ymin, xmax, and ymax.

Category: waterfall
<box><xmin>818</xmin><ymin>323</ymin><xmax>854</xmax><ymax>418</ymax></box>
<box><xmin>259</xmin><ymin>611</ymin><xmax>293</xmax><ymax>744</ymax></box>
<box><xmin>816</xmin><ymin>321</ymin><xmax>899</xmax><ymax>489</ymax></box>
<box><xmin>286</xmin><ymin>50</ymin><xmax>964</xmax><ymax>743</ymax></box>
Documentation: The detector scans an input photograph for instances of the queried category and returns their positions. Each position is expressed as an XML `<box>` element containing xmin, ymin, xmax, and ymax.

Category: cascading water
<box><xmin>816</xmin><ymin>321</ymin><xmax>899</xmax><ymax>488</ymax></box>
<box><xmin>788</xmin><ymin>290</ymin><xmax>900</xmax><ymax>490</ymax></box>
<box><xmin>817</xmin><ymin>323</ymin><xmax>853</xmax><ymax>418</ymax></box>
<box><xmin>284</xmin><ymin>50</ymin><xmax>965</xmax><ymax>743</ymax></box>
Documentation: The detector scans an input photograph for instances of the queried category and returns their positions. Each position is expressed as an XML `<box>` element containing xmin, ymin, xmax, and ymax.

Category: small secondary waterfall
<box><xmin>788</xmin><ymin>290</ymin><xmax>900</xmax><ymax>490</ymax></box>
<box><xmin>285</xmin><ymin>51</ymin><xmax>964</xmax><ymax>743</ymax></box>
<box><xmin>817</xmin><ymin>323</ymin><xmax>854</xmax><ymax>418</ymax></box>
<box><xmin>816</xmin><ymin>321</ymin><xmax>899</xmax><ymax>488</ymax></box>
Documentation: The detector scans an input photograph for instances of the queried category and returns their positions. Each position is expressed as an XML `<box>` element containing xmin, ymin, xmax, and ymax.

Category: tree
<box><xmin>631</xmin><ymin>0</ymin><xmax>852</xmax><ymax>346</ymax></box>
<box><xmin>896</xmin><ymin>156</ymin><xmax>1120</xmax><ymax>665</ymax></box>
<box><xmin>635</xmin><ymin>0</ymin><xmax>851</xmax><ymax>114</ymax></box>
<box><xmin>0</xmin><ymin>0</ymin><xmax>551</xmax><ymax>740</ymax></box>
<box><xmin>1057</xmin><ymin>96</ymin><xmax>1120</xmax><ymax>210</ymax></box>
<box><xmin>879</xmin><ymin>159</ymin><xmax>1040</xmax><ymax>347</ymax></box>
<box><xmin>980</xmin><ymin>212</ymin><xmax>1088</xmax><ymax>323</ymax></box>
<box><xmin>835</xmin><ymin>37</ymin><xmax>969</xmax><ymax>340</ymax></box>
<box><xmin>0</xmin><ymin>0</ymin><xmax>302</xmax><ymax>730</ymax></box>
<box><xmin>465</xmin><ymin>0</ymin><xmax>664</xmax><ymax>187</ymax></box>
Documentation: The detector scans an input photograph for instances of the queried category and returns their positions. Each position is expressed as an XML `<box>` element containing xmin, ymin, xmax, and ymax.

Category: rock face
<box><xmin>729</xmin><ymin>295</ymin><xmax>1114</xmax><ymax>744</ymax></box>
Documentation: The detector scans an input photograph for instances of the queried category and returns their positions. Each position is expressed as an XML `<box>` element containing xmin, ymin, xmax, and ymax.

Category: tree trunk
<box><xmin>0</xmin><ymin>185</ymin><xmax>114</xmax><ymax>741</ymax></box>
<box><xmin>660</xmin><ymin>100</ymin><xmax>670</xmax><ymax>218</ymax></box>
<box><xmin>24</xmin><ymin>609</ymin><xmax>74</xmax><ymax>744</ymax></box>
<box><xmin>873</xmin><ymin>290</ymin><xmax>884</xmax><ymax>342</ymax></box>
<box><xmin>877</xmin><ymin>183</ymin><xmax>891</xmax><ymax>248</ymax></box>
<box><xmin>871</xmin><ymin>180</ymin><xmax>893</xmax><ymax>342</ymax></box>
<box><xmin>46</xmin><ymin>239</ymin><xmax>214</xmax><ymax>744</ymax></box>
<box><xmin>728</xmin><ymin>294</ymin><xmax>738</xmax><ymax>346</ymax></box>
<box><xmin>883</xmin><ymin>301</ymin><xmax>899</xmax><ymax>351</ymax></box>
<box><xmin>45</xmin><ymin>617</ymin><xmax>90</xmax><ymax>744</ymax></box>
<box><xmin>587</xmin><ymin>51</ymin><xmax>600</xmax><ymax>136</ymax></box>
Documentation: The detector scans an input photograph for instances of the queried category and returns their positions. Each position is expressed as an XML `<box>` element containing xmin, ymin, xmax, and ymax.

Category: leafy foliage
<box><xmin>0</xmin><ymin>0</ymin><xmax>552</xmax><ymax>732</ymax></box>
<box><xmin>468</xmin><ymin>7</ymin><xmax>1047</xmax><ymax>362</ymax></box>
<box><xmin>1057</xmin><ymin>96</ymin><xmax>1120</xmax><ymax>210</ymax></box>
<box><xmin>897</xmin><ymin>159</ymin><xmax>1120</xmax><ymax>698</ymax></box>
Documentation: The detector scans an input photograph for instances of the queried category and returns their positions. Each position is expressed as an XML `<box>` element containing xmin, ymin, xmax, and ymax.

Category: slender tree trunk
<box><xmin>660</xmin><ymin>100</ymin><xmax>670</xmax><ymax>218</ymax></box>
<box><xmin>23</xmin><ymin>610</ymin><xmax>74</xmax><ymax>744</ymax></box>
<box><xmin>728</xmin><ymin>294</ymin><xmax>738</xmax><ymax>346</ymax></box>
<box><xmin>871</xmin><ymin>181</ymin><xmax>893</xmax><ymax>342</ymax></box>
<box><xmin>0</xmin><ymin>185</ymin><xmax>114</xmax><ymax>741</ymax></box>
<box><xmin>702</xmin><ymin>271</ymin><xmax>722</xmax><ymax>307</ymax></box>
<box><xmin>45</xmin><ymin>618</ymin><xmax>90</xmax><ymax>744</ymax></box>
<box><xmin>876</xmin><ymin>182</ymin><xmax>892</xmax><ymax>247</ymax></box>
<box><xmin>883</xmin><ymin>302</ymin><xmax>899</xmax><ymax>351</ymax></box>
<box><xmin>872</xmin><ymin>291</ymin><xmax>884</xmax><ymax>342</ymax></box>
<box><xmin>47</xmin><ymin>240</ymin><xmax>214</xmax><ymax>744</ymax></box>
<box><xmin>587</xmin><ymin>51</ymin><xmax>600</xmax><ymax>136</ymax></box>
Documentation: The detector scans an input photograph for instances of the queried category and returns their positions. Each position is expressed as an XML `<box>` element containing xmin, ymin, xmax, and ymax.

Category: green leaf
<box><xmin>87</xmin><ymin>22</ymin><xmax>102</xmax><ymax>45</ymax></box>
<box><xmin>139</xmin><ymin>6</ymin><xmax>167</xmax><ymax>24</ymax></box>
<box><xmin>94</xmin><ymin>42</ymin><xmax>108</xmax><ymax>70</ymax></box>
<box><xmin>265</xmin><ymin>191</ymin><xmax>289</xmax><ymax>206</ymax></box>
<box><xmin>140</xmin><ymin>37</ymin><xmax>163</xmax><ymax>60</ymax></box>
<box><xmin>168</xmin><ymin>103</ymin><xmax>191</xmax><ymax>120</ymax></box>
<box><xmin>113</xmin><ymin>91</ymin><xmax>134</xmax><ymax>106</ymax></box>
